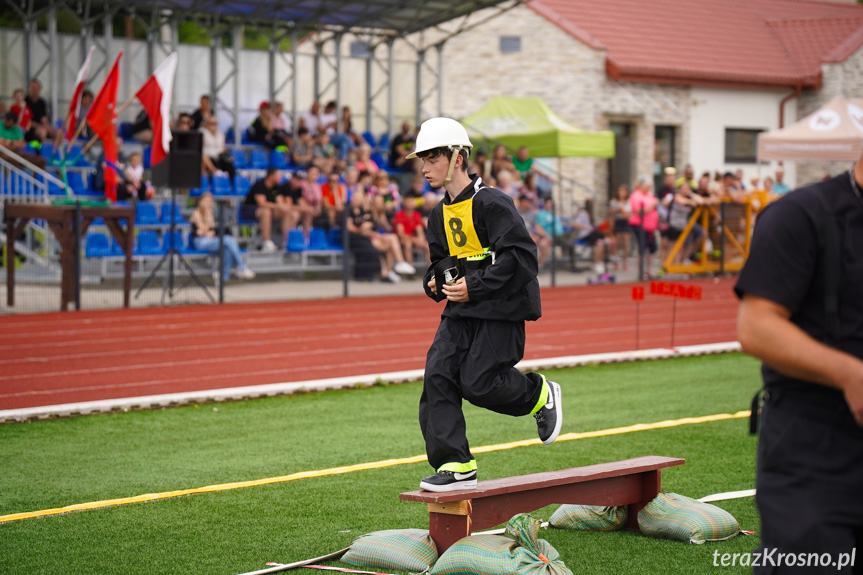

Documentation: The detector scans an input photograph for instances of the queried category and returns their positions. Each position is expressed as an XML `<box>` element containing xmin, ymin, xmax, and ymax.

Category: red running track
<box><xmin>0</xmin><ymin>277</ymin><xmax>740</xmax><ymax>411</ymax></box>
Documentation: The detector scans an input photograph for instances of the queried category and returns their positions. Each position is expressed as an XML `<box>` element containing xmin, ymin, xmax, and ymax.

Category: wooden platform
<box><xmin>400</xmin><ymin>455</ymin><xmax>685</xmax><ymax>553</ymax></box>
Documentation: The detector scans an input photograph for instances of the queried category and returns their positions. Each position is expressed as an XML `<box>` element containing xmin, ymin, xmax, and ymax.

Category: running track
<box><xmin>0</xmin><ymin>277</ymin><xmax>740</xmax><ymax>411</ymax></box>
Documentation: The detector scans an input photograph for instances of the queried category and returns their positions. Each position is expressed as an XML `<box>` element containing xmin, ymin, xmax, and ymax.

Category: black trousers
<box><xmin>419</xmin><ymin>316</ymin><xmax>543</xmax><ymax>471</ymax></box>
<box><xmin>755</xmin><ymin>386</ymin><xmax>863</xmax><ymax>574</ymax></box>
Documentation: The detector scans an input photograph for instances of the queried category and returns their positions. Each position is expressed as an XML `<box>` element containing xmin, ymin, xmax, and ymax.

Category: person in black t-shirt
<box><xmin>389</xmin><ymin>121</ymin><xmax>417</xmax><ymax>172</ymax></box>
<box><xmin>736</xmin><ymin>162</ymin><xmax>863</xmax><ymax>573</ymax></box>
<box><xmin>190</xmin><ymin>94</ymin><xmax>212</xmax><ymax>130</ymax></box>
<box><xmin>241</xmin><ymin>168</ymin><xmax>296</xmax><ymax>252</ymax></box>
<box><xmin>24</xmin><ymin>78</ymin><xmax>54</xmax><ymax>142</ymax></box>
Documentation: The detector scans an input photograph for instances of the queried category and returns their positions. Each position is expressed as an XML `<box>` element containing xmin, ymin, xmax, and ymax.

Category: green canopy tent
<box><xmin>460</xmin><ymin>96</ymin><xmax>615</xmax><ymax>159</ymax></box>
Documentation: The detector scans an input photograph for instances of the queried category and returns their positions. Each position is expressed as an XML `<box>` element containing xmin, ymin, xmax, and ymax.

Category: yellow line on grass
<box><xmin>0</xmin><ymin>409</ymin><xmax>750</xmax><ymax>524</ymax></box>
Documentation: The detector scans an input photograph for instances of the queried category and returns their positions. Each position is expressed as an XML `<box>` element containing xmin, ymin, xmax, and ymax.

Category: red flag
<box><xmin>86</xmin><ymin>53</ymin><xmax>122</xmax><ymax>202</ymax></box>
<box><xmin>135</xmin><ymin>52</ymin><xmax>177</xmax><ymax>167</ymax></box>
<box><xmin>65</xmin><ymin>47</ymin><xmax>94</xmax><ymax>141</ymax></box>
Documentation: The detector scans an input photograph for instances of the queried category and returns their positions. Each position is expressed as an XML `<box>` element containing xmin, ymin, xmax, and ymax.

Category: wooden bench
<box><xmin>399</xmin><ymin>455</ymin><xmax>685</xmax><ymax>553</ymax></box>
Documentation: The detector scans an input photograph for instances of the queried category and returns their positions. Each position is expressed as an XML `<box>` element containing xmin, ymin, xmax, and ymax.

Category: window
<box><xmin>350</xmin><ymin>41</ymin><xmax>371</xmax><ymax>58</ymax></box>
<box><xmin>500</xmin><ymin>36</ymin><xmax>521</xmax><ymax>53</ymax></box>
<box><xmin>724</xmin><ymin>128</ymin><xmax>763</xmax><ymax>164</ymax></box>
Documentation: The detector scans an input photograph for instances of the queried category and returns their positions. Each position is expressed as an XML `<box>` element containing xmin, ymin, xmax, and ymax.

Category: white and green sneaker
<box><xmin>420</xmin><ymin>470</ymin><xmax>477</xmax><ymax>492</ymax></box>
<box><xmin>534</xmin><ymin>376</ymin><xmax>563</xmax><ymax>445</ymax></box>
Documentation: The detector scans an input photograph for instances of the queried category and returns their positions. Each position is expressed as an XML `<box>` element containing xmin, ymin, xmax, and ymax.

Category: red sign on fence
<box><xmin>649</xmin><ymin>281</ymin><xmax>702</xmax><ymax>300</ymax></box>
<box><xmin>632</xmin><ymin>286</ymin><xmax>645</xmax><ymax>301</ymax></box>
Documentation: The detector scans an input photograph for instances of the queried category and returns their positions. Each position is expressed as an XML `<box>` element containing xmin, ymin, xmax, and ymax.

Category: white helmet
<box><xmin>406</xmin><ymin>117</ymin><xmax>472</xmax><ymax>159</ymax></box>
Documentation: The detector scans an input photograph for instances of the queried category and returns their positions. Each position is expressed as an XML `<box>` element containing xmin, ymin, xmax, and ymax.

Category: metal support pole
<box><xmin>210</xmin><ymin>33</ymin><xmax>219</xmax><ymax>111</ymax></box>
<box><xmin>314</xmin><ymin>40</ymin><xmax>322</xmax><ymax>101</ymax></box>
<box><xmin>24</xmin><ymin>19</ymin><xmax>34</xmax><ymax>83</ymax></box>
<box><xmin>551</xmin><ymin>198</ymin><xmax>557</xmax><ymax>287</ymax></box>
<box><xmin>48</xmin><ymin>5</ymin><xmax>59</xmax><ymax>121</ymax></box>
<box><xmin>719</xmin><ymin>202</ymin><xmax>726</xmax><ymax>276</ymax></box>
<box><xmin>415</xmin><ymin>50</ymin><xmax>424</xmax><ymax>126</ymax></box>
<box><xmin>386</xmin><ymin>39</ymin><xmax>394</xmax><ymax>138</ymax></box>
<box><xmin>291</xmin><ymin>28</ymin><xmax>298</xmax><ymax>140</ymax></box>
<box><xmin>365</xmin><ymin>45</ymin><xmax>373</xmax><ymax>132</ymax></box>
<box><xmin>268</xmin><ymin>37</ymin><xmax>277</xmax><ymax>105</ymax></box>
<box><xmin>436</xmin><ymin>43</ymin><xmax>444</xmax><ymax>117</ymax></box>
<box><xmin>233</xmin><ymin>24</ymin><xmax>242</xmax><ymax>150</ymax></box>
<box><xmin>334</xmin><ymin>34</ymin><xmax>342</xmax><ymax>129</ymax></box>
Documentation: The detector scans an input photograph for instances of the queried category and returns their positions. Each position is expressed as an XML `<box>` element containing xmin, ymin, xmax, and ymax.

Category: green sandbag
<box><xmin>638</xmin><ymin>492</ymin><xmax>740</xmax><ymax>544</ymax></box>
<box><xmin>341</xmin><ymin>528</ymin><xmax>438</xmax><ymax>573</ymax></box>
<box><xmin>430</xmin><ymin>513</ymin><xmax>572</xmax><ymax>575</ymax></box>
<box><xmin>549</xmin><ymin>504</ymin><xmax>628</xmax><ymax>531</ymax></box>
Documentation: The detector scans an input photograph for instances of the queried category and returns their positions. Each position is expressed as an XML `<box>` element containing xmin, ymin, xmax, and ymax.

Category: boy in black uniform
<box><xmin>407</xmin><ymin>118</ymin><xmax>563</xmax><ymax>492</ymax></box>
<box><xmin>736</xmin><ymin>161</ymin><xmax>863</xmax><ymax>573</ymax></box>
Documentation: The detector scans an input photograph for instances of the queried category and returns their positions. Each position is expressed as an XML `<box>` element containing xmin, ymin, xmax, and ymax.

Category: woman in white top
<box><xmin>200</xmin><ymin>118</ymin><xmax>235</xmax><ymax>182</ymax></box>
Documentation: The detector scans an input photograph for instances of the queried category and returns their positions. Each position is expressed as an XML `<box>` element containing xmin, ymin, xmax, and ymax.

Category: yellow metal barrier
<box><xmin>662</xmin><ymin>196</ymin><xmax>761</xmax><ymax>275</ymax></box>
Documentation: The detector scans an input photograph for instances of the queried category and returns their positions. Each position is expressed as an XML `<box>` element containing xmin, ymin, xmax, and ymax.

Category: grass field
<box><xmin>1</xmin><ymin>353</ymin><xmax>765</xmax><ymax>575</ymax></box>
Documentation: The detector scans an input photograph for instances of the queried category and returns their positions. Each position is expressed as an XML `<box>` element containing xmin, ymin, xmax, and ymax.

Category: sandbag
<box><xmin>637</xmin><ymin>492</ymin><xmax>740</xmax><ymax>544</ymax></box>
<box><xmin>341</xmin><ymin>528</ymin><xmax>437</xmax><ymax>573</ymax></box>
<box><xmin>430</xmin><ymin>513</ymin><xmax>572</xmax><ymax>575</ymax></box>
<box><xmin>549</xmin><ymin>504</ymin><xmax>627</xmax><ymax>531</ymax></box>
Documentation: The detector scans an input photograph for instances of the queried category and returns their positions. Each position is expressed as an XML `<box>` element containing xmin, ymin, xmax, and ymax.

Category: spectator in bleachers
<box><xmin>76</xmin><ymin>89</ymin><xmax>94</xmax><ymax>139</ymax></box>
<box><xmin>131</xmin><ymin>109</ymin><xmax>152</xmax><ymax>144</ymax></box>
<box><xmin>629</xmin><ymin>177</ymin><xmax>659</xmax><ymax>277</ymax></box>
<box><xmin>174</xmin><ymin>113</ymin><xmax>193</xmax><ymax>132</ymax></box>
<box><xmin>24</xmin><ymin>78</ymin><xmax>56</xmax><ymax>141</ymax></box>
<box><xmin>190</xmin><ymin>94</ymin><xmax>212</xmax><ymax>130</ymax></box>
<box><xmin>403</xmin><ymin>173</ymin><xmax>428</xmax><ymax>201</ymax></box>
<box><xmin>313</xmin><ymin>131</ymin><xmax>339</xmax><ymax>174</ymax></box>
<box><xmin>271</xmin><ymin>101</ymin><xmax>294</xmax><ymax>148</ymax></box>
<box><xmin>722</xmin><ymin>171</ymin><xmax>745</xmax><ymax>203</ymax></box>
<box><xmin>393</xmin><ymin>193</ymin><xmax>430</xmax><ymax>265</ymax></box>
<box><xmin>120</xmin><ymin>152</ymin><xmax>155</xmax><ymax>201</ymax></box>
<box><xmin>291</xmin><ymin>126</ymin><xmax>314</xmax><ymax>169</ymax></box>
<box><xmin>339</xmin><ymin>105</ymin><xmax>361</xmax><ymax>146</ymax></box>
<box><xmin>354</xmin><ymin>143</ymin><xmax>379</xmax><ymax>174</ymax></box>
<box><xmin>666</xmin><ymin>181</ymin><xmax>705</xmax><ymax>265</ymax></box>
<box><xmin>490</xmin><ymin>144</ymin><xmax>516</xmax><ymax>179</ymax></box>
<box><xmin>200</xmin><ymin>116</ymin><xmax>236</xmax><ymax>182</ymax></box>
<box><xmin>521</xmin><ymin>172</ymin><xmax>541</xmax><ymax>206</ymax></box>
<box><xmin>344</xmin><ymin>166</ymin><xmax>363</xmax><ymax>203</ymax></box>
<box><xmin>570</xmin><ymin>200</ymin><xmax>609</xmax><ymax>274</ymax></box>
<box><xmin>419</xmin><ymin>190</ymin><xmax>440</xmax><ymax>229</ymax></box>
<box><xmin>517</xmin><ymin>193</ymin><xmax>551</xmax><ymax>269</ymax></box>
<box><xmin>772</xmin><ymin>168</ymin><xmax>790</xmax><ymax>195</ymax></box>
<box><xmin>371</xmin><ymin>194</ymin><xmax>393</xmax><ymax>233</ymax></box>
<box><xmin>320</xmin><ymin>101</ymin><xmax>339</xmax><ymax>135</ymax></box>
<box><xmin>496</xmin><ymin>169</ymin><xmax>522</xmax><ymax>201</ymax></box>
<box><xmin>299</xmin><ymin>101</ymin><xmax>323</xmax><ymax>136</ymax></box>
<box><xmin>346</xmin><ymin>187</ymin><xmax>415</xmax><ymax>282</ymax></box>
<box><xmin>470</xmin><ymin>148</ymin><xmax>488</xmax><ymax>179</ymax></box>
<box><xmin>366</xmin><ymin>170</ymin><xmax>400</xmax><ymax>218</ymax></box>
<box><xmin>242</xmin><ymin>167</ymin><xmax>296</xmax><ymax>253</ymax></box>
<box><xmin>9</xmin><ymin>89</ymin><xmax>33</xmax><ymax>134</ymax></box>
<box><xmin>763</xmin><ymin>176</ymin><xmax>774</xmax><ymax>195</ymax></box>
<box><xmin>249</xmin><ymin>102</ymin><xmax>288</xmax><ymax>150</ymax></box>
<box><xmin>345</xmin><ymin>188</ymin><xmax>382</xmax><ymax>281</ymax></box>
<box><xmin>675</xmin><ymin>164</ymin><xmax>697</xmax><ymax>190</ymax></box>
<box><xmin>0</xmin><ymin>111</ymin><xmax>46</xmax><ymax>168</ymax></box>
<box><xmin>190</xmin><ymin>192</ymin><xmax>255</xmax><ymax>282</ymax></box>
<box><xmin>300</xmin><ymin>165</ymin><xmax>326</xmax><ymax>236</ymax></box>
<box><xmin>390</xmin><ymin>120</ymin><xmax>417</xmax><ymax>172</ymax></box>
<box><xmin>512</xmin><ymin>146</ymin><xmax>533</xmax><ymax>179</ymax></box>
<box><xmin>321</xmin><ymin>170</ymin><xmax>347</xmax><ymax>230</ymax></box>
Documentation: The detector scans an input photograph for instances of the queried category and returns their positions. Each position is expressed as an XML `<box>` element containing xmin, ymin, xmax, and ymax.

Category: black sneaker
<box><xmin>419</xmin><ymin>470</ymin><xmax>477</xmax><ymax>492</ymax></box>
<box><xmin>534</xmin><ymin>376</ymin><xmax>563</xmax><ymax>444</ymax></box>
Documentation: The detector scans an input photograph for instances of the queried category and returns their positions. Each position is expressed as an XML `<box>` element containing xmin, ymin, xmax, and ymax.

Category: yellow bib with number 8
<box><xmin>442</xmin><ymin>197</ymin><xmax>485</xmax><ymax>259</ymax></box>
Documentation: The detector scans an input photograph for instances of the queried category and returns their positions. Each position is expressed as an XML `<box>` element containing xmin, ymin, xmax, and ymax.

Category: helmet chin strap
<box><xmin>443</xmin><ymin>146</ymin><xmax>462</xmax><ymax>186</ymax></box>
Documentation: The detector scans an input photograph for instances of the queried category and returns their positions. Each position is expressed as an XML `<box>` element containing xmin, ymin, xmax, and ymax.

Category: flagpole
<box><xmin>70</xmin><ymin>94</ymin><xmax>137</xmax><ymax>162</ymax></box>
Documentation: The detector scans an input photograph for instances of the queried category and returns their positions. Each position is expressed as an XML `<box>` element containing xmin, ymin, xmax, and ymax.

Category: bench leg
<box><xmin>626</xmin><ymin>469</ymin><xmax>661</xmax><ymax>531</ymax></box>
<box><xmin>428</xmin><ymin>501</ymin><xmax>472</xmax><ymax>554</ymax></box>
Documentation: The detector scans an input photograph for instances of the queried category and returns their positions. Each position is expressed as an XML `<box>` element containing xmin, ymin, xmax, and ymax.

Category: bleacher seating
<box><xmin>135</xmin><ymin>202</ymin><xmax>160</xmax><ymax>225</ymax></box>
<box><xmin>230</xmin><ymin>148</ymin><xmax>248</xmax><ymax>170</ymax></box>
<box><xmin>66</xmin><ymin>172</ymin><xmax>87</xmax><ymax>195</ymax></box>
<box><xmin>234</xmin><ymin>174</ymin><xmax>251</xmax><ymax>197</ymax></box>
<box><xmin>269</xmin><ymin>149</ymin><xmax>289</xmax><ymax>170</ymax></box>
<box><xmin>85</xmin><ymin>234</ymin><xmax>112</xmax><ymax>258</ymax></box>
<box><xmin>163</xmin><ymin>229</ymin><xmax>185</xmax><ymax>252</ymax></box>
<box><xmin>143</xmin><ymin>147</ymin><xmax>152</xmax><ymax>169</ymax></box>
<box><xmin>160</xmin><ymin>202</ymin><xmax>186</xmax><ymax>224</ymax></box>
<box><xmin>308</xmin><ymin>228</ymin><xmax>329</xmax><ymax>251</ymax></box>
<box><xmin>371</xmin><ymin>152</ymin><xmax>386</xmax><ymax>169</ymax></box>
<box><xmin>328</xmin><ymin>227</ymin><xmax>343</xmax><ymax>250</ymax></box>
<box><xmin>249</xmin><ymin>148</ymin><xmax>268</xmax><ymax>170</ymax></box>
<box><xmin>212</xmin><ymin>173</ymin><xmax>233</xmax><ymax>196</ymax></box>
<box><xmin>361</xmin><ymin>131</ymin><xmax>376</xmax><ymax>147</ymax></box>
<box><xmin>286</xmin><ymin>229</ymin><xmax>307</xmax><ymax>252</ymax></box>
<box><xmin>135</xmin><ymin>230</ymin><xmax>161</xmax><ymax>255</ymax></box>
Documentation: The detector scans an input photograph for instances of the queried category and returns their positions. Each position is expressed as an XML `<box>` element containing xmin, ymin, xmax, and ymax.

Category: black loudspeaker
<box><xmin>151</xmin><ymin>130</ymin><xmax>202</xmax><ymax>189</ymax></box>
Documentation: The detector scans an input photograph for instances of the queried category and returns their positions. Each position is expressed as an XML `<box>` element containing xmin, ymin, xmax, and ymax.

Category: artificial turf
<box><xmin>1</xmin><ymin>353</ymin><xmax>764</xmax><ymax>574</ymax></box>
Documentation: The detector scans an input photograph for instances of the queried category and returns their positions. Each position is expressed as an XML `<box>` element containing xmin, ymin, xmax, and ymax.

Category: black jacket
<box><xmin>423</xmin><ymin>175</ymin><xmax>541</xmax><ymax>322</ymax></box>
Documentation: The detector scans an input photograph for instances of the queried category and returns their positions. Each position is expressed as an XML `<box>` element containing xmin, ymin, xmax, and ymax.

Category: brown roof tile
<box><xmin>528</xmin><ymin>0</ymin><xmax>863</xmax><ymax>88</ymax></box>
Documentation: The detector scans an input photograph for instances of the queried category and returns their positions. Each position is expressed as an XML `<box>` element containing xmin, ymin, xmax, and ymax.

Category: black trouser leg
<box><xmin>420</xmin><ymin>317</ymin><xmax>543</xmax><ymax>471</ymax></box>
<box><xmin>755</xmin><ymin>388</ymin><xmax>863</xmax><ymax>574</ymax></box>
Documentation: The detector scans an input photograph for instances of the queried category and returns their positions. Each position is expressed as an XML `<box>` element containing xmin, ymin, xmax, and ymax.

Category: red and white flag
<box><xmin>86</xmin><ymin>53</ymin><xmax>122</xmax><ymax>202</ymax></box>
<box><xmin>65</xmin><ymin>46</ymin><xmax>95</xmax><ymax>141</ymax></box>
<box><xmin>134</xmin><ymin>52</ymin><xmax>178</xmax><ymax>167</ymax></box>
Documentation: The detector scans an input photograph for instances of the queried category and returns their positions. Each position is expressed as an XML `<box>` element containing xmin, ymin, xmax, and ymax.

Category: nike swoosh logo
<box><xmin>453</xmin><ymin>472</ymin><xmax>475</xmax><ymax>480</ymax></box>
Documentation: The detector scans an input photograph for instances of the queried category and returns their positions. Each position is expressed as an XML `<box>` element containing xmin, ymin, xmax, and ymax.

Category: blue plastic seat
<box><xmin>212</xmin><ymin>173</ymin><xmax>233</xmax><ymax>196</ymax></box>
<box><xmin>308</xmin><ymin>228</ymin><xmax>329</xmax><ymax>250</ymax></box>
<box><xmin>135</xmin><ymin>202</ymin><xmax>160</xmax><ymax>225</ymax></box>
<box><xmin>233</xmin><ymin>174</ymin><xmax>251</xmax><ymax>197</ymax></box>
<box><xmin>85</xmin><ymin>234</ymin><xmax>111</xmax><ymax>258</ymax></box>
<box><xmin>66</xmin><ymin>172</ymin><xmax>86</xmax><ymax>194</ymax></box>
<box><xmin>160</xmin><ymin>202</ymin><xmax>186</xmax><ymax>224</ymax></box>
<box><xmin>378</xmin><ymin>132</ymin><xmax>390</xmax><ymax>149</ymax></box>
<box><xmin>361</xmin><ymin>131</ymin><xmax>376</xmax><ymax>147</ymax></box>
<box><xmin>118</xmin><ymin>122</ymin><xmax>135</xmax><ymax>140</ymax></box>
<box><xmin>269</xmin><ymin>149</ymin><xmax>289</xmax><ymax>169</ymax></box>
<box><xmin>143</xmin><ymin>147</ymin><xmax>152</xmax><ymax>169</ymax></box>
<box><xmin>249</xmin><ymin>148</ymin><xmax>269</xmax><ymax>170</ymax></box>
<box><xmin>286</xmin><ymin>229</ymin><xmax>307</xmax><ymax>252</ymax></box>
<box><xmin>327</xmin><ymin>228</ymin><xmax>343</xmax><ymax>249</ymax></box>
<box><xmin>370</xmin><ymin>152</ymin><xmax>387</xmax><ymax>169</ymax></box>
<box><xmin>230</xmin><ymin>148</ymin><xmax>248</xmax><ymax>169</ymax></box>
<box><xmin>135</xmin><ymin>230</ymin><xmax>161</xmax><ymax>255</ymax></box>
<box><xmin>163</xmin><ymin>229</ymin><xmax>185</xmax><ymax>252</ymax></box>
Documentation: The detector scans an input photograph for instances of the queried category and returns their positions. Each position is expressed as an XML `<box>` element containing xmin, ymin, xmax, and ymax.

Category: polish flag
<box><xmin>65</xmin><ymin>47</ymin><xmax>95</xmax><ymax>141</ymax></box>
<box><xmin>86</xmin><ymin>53</ymin><xmax>122</xmax><ymax>202</ymax></box>
<box><xmin>134</xmin><ymin>52</ymin><xmax>178</xmax><ymax>167</ymax></box>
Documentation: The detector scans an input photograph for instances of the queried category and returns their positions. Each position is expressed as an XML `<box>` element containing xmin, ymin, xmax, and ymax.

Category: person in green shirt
<box><xmin>0</xmin><ymin>111</ymin><xmax>46</xmax><ymax>169</ymax></box>
<box><xmin>512</xmin><ymin>146</ymin><xmax>533</xmax><ymax>179</ymax></box>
